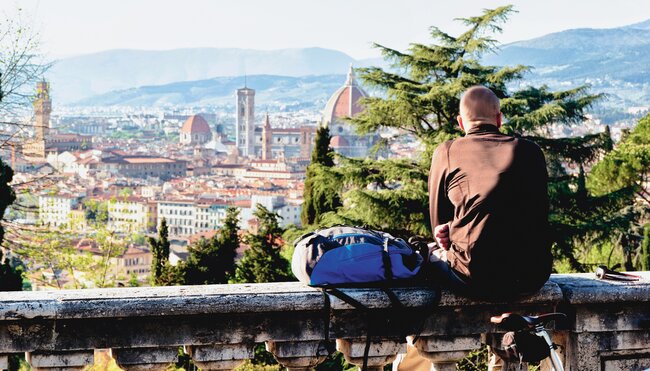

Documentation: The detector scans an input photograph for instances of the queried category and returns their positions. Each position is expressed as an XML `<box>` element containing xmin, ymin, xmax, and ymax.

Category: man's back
<box><xmin>429</xmin><ymin>124</ymin><xmax>552</xmax><ymax>295</ymax></box>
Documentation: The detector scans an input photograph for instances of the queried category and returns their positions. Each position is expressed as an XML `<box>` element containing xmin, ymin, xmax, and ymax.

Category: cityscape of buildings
<box><xmin>1</xmin><ymin>66</ymin><xmax>387</xmax><ymax>288</ymax></box>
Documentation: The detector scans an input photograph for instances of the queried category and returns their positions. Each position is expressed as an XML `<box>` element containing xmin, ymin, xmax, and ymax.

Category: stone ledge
<box><xmin>0</xmin><ymin>276</ymin><xmax>577</xmax><ymax>321</ymax></box>
<box><xmin>0</xmin><ymin>273</ymin><xmax>648</xmax><ymax>370</ymax></box>
<box><xmin>551</xmin><ymin>272</ymin><xmax>650</xmax><ymax>304</ymax></box>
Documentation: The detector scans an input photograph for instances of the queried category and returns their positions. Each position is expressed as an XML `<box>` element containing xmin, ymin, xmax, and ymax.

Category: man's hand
<box><xmin>434</xmin><ymin>223</ymin><xmax>450</xmax><ymax>250</ymax></box>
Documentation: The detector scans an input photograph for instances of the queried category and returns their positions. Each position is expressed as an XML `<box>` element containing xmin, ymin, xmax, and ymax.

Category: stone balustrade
<box><xmin>0</xmin><ymin>273</ymin><xmax>648</xmax><ymax>370</ymax></box>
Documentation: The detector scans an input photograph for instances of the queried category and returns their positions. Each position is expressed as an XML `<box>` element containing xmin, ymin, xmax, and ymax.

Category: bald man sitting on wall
<box><xmin>427</xmin><ymin>85</ymin><xmax>552</xmax><ymax>298</ymax></box>
<box><xmin>395</xmin><ymin>86</ymin><xmax>553</xmax><ymax>371</ymax></box>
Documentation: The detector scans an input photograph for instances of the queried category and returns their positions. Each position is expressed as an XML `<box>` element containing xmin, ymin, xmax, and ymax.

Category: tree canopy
<box><xmin>233</xmin><ymin>205</ymin><xmax>292</xmax><ymax>283</ymax></box>
<box><xmin>302</xmin><ymin>5</ymin><xmax>642</xmax><ymax>272</ymax></box>
<box><xmin>184</xmin><ymin>207</ymin><xmax>240</xmax><ymax>284</ymax></box>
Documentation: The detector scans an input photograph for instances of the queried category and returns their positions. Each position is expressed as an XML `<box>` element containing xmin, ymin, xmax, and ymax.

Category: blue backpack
<box><xmin>291</xmin><ymin>226</ymin><xmax>425</xmax><ymax>287</ymax></box>
<box><xmin>291</xmin><ymin>226</ymin><xmax>433</xmax><ymax>371</ymax></box>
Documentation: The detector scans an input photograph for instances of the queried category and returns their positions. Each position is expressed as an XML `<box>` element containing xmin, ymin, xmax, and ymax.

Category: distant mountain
<box><xmin>49</xmin><ymin>47</ymin><xmax>386</xmax><ymax>104</ymax></box>
<box><xmin>484</xmin><ymin>20</ymin><xmax>650</xmax><ymax>107</ymax></box>
<box><xmin>57</xmin><ymin>18</ymin><xmax>650</xmax><ymax>109</ymax></box>
<box><xmin>73</xmin><ymin>74</ymin><xmax>348</xmax><ymax>109</ymax></box>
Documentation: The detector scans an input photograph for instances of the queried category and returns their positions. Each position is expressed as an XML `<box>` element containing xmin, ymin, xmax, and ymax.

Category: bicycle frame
<box><xmin>534</xmin><ymin>325</ymin><xmax>564</xmax><ymax>371</ymax></box>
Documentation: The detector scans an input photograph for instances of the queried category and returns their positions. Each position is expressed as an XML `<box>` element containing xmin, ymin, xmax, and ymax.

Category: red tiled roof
<box><xmin>330</xmin><ymin>135</ymin><xmax>349</xmax><ymax>147</ymax></box>
<box><xmin>122</xmin><ymin>157</ymin><xmax>176</xmax><ymax>164</ymax></box>
<box><xmin>181</xmin><ymin>115</ymin><xmax>211</xmax><ymax>134</ymax></box>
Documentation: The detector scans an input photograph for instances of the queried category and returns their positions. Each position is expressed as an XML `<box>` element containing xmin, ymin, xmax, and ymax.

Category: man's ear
<box><xmin>495</xmin><ymin>112</ymin><xmax>502</xmax><ymax>128</ymax></box>
<box><xmin>457</xmin><ymin>115</ymin><xmax>465</xmax><ymax>132</ymax></box>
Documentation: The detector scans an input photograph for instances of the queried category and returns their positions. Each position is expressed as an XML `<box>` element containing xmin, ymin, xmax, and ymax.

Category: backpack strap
<box><xmin>318</xmin><ymin>289</ymin><xmax>337</xmax><ymax>357</ymax></box>
<box><xmin>382</xmin><ymin>238</ymin><xmax>393</xmax><ymax>281</ymax></box>
<box><xmin>322</xmin><ymin>287</ymin><xmax>372</xmax><ymax>371</ymax></box>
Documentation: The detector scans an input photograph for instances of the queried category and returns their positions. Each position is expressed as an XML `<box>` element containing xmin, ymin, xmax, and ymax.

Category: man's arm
<box><xmin>428</xmin><ymin>142</ymin><xmax>454</xmax><ymax>245</ymax></box>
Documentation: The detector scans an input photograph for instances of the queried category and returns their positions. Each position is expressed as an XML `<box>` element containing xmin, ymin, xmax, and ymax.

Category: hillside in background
<box><xmin>484</xmin><ymin>19</ymin><xmax>650</xmax><ymax>108</ymax></box>
<box><xmin>54</xmin><ymin>18</ymin><xmax>650</xmax><ymax>110</ymax></box>
<box><xmin>49</xmin><ymin>47</ymin><xmax>384</xmax><ymax>104</ymax></box>
<box><xmin>73</xmin><ymin>74</ymin><xmax>347</xmax><ymax>110</ymax></box>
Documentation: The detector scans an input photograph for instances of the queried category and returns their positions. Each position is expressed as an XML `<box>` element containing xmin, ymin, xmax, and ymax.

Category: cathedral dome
<box><xmin>322</xmin><ymin>65</ymin><xmax>368</xmax><ymax>126</ymax></box>
<box><xmin>181</xmin><ymin>115</ymin><xmax>211</xmax><ymax>134</ymax></box>
<box><xmin>330</xmin><ymin>135</ymin><xmax>349</xmax><ymax>148</ymax></box>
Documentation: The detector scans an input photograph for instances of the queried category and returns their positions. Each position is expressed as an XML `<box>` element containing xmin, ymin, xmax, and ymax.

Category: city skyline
<box><xmin>3</xmin><ymin>0</ymin><xmax>650</xmax><ymax>59</ymax></box>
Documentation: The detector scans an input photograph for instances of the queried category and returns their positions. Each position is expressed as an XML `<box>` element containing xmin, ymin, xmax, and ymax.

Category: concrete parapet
<box><xmin>0</xmin><ymin>273</ymin><xmax>647</xmax><ymax>370</ymax></box>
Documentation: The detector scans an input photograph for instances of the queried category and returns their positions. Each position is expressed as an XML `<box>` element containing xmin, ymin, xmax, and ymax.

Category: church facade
<box><xmin>234</xmin><ymin>87</ymin><xmax>316</xmax><ymax>160</ymax></box>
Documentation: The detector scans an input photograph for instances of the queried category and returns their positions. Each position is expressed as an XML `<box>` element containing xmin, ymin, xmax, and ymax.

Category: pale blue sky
<box><xmin>3</xmin><ymin>0</ymin><xmax>650</xmax><ymax>59</ymax></box>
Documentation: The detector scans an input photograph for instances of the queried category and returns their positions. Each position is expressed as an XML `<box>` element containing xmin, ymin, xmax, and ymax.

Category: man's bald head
<box><xmin>458</xmin><ymin>86</ymin><xmax>501</xmax><ymax>131</ymax></box>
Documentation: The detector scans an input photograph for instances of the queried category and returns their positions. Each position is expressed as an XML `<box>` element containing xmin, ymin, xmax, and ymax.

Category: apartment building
<box><xmin>38</xmin><ymin>193</ymin><xmax>85</xmax><ymax>228</ymax></box>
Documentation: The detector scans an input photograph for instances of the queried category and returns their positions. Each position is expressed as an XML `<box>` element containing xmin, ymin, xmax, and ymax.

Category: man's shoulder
<box><xmin>513</xmin><ymin>136</ymin><xmax>544</xmax><ymax>154</ymax></box>
<box><xmin>435</xmin><ymin>139</ymin><xmax>456</xmax><ymax>152</ymax></box>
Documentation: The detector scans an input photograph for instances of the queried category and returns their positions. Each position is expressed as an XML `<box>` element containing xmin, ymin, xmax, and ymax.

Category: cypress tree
<box><xmin>310</xmin><ymin>125</ymin><xmax>335</xmax><ymax>166</ymax></box>
<box><xmin>148</xmin><ymin>218</ymin><xmax>171</xmax><ymax>285</ymax></box>
<box><xmin>301</xmin><ymin>125</ymin><xmax>341</xmax><ymax>226</ymax></box>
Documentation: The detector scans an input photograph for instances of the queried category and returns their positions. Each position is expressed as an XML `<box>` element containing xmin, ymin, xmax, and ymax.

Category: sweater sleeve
<box><xmin>428</xmin><ymin>142</ymin><xmax>454</xmax><ymax>237</ymax></box>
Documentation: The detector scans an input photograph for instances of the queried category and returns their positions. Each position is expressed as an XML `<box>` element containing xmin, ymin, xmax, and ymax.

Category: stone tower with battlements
<box><xmin>33</xmin><ymin>80</ymin><xmax>51</xmax><ymax>141</ymax></box>
<box><xmin>23</xmin><ymin>81</ymin><xmax>52</xmax><ymax>158</ymax></box>
<box><xmin>235</xmin><ymin>87</ymin><xmax>255</xmax><ymax>157</ymax></box>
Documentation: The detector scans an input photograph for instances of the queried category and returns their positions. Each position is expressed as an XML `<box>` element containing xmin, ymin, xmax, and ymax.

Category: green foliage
<box><xmin>233</xmin><ymin>360</ymin><xmax>281</xmax><ymax>371</ymax></box>
<box><xmin>305</xmin><ymin>6</ymin><xmax>638</xmax><ymax>273</ymax></box>
<box><xmin>321</xmin><ymin>156</ymin><xmax>431</xmax><ymax>236</ymax></box>
<box><xmin>588</xmin><ymin>114</ymin><xmax>650</xmax><ymax>196</ymax></box>
<box><xmin>90</xmin><ymin>228</ymin><xmax>127</xmax><ymax>288</ymax></box>
<box><xmin>0</xmin><ymin>157</ymin><xmax>23</xmax><ymax>291</ymax></box>
<box><xmin>84</xmin><ymin>199</ymin><xmax>108</xmax><ymax>224</ymax></box>
<box><xmin>184</xmin><ymin>207</ymin><xmax>240</xmax><ymax>284</ymax></box>
<box><xmin>173</xmin><ymin>346</ymin><xmax>195</xmax><ymax>371</ymax></box>
<box><xmin>0</xmin><ymin>157</ymin><xmax>16</xmax><ymax>244</ymax></box>
<box><xmin>302</xmin><ymin>164</ymin><xmax>343</xmax><ymax>227</ymax></box>
<box><xmin>15</xmin><ymin>226</ymin><xmax>126</xmax><ymax>289</ymax></box>
<box><xmin>457</xmin><ymin>346</ymin><xmax>490</xmax><ymax>371</ymax></box>
<box><xmin>280</xmin><ymin>224</ymin><xmax>306</xmax><ymax>265</ymax></box>
<box><xmin>0</xmin><ymin>249</ymin><xmax>23</xmax><ymax>291</ymax></box>
<box><xmin>311</xmin><ymin>125</ymin><xmax>335</xmax><ymax>166</ymax></box>
<box><xmin>128</xmin><ymin>272</ymin><xmax>140</xmax><ymax>287</ymax></box>
<box><xmin>233</xmin><ymin>205</ymin><xmax>292</xmax><ymax>283</ymax></box>
<box><xmin>351</xmin><ymin>6</ymin><xmax>526</xmax><ymax>144</ymax></box>
<box><xmin>641</xmin><ymin>224</ymin><xmax>650</xmax><ymax>271</ymax></box>
<box><xmin>302</xmin><ymin>126</ymin><xmax>341</xmax><ymax>226</ymax></box>
<box><xmin>149</xmin><ymin>218</ymin><xmax>173</xmax><ymax>285</ymax></box>
<box><xmin>7</xmin><ymin>353</ymin><xmax>30</xmax><ymax>371</ymax></box>
<box><xmin>119</xmin><ymin>187</ymin><xmax>133</xmax><ymax>198</ymax></box>
<box><xmin>314</xmin><ymin>352</ymin><xmax>357</xmax><ymax>371</ymax></box>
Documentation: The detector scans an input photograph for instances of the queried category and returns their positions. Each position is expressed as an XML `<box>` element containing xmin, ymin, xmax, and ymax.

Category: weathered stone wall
<box><xmin>0</xmin><ymin>273</ymin><xmax>648</xmax><ymax>370</ymax></box>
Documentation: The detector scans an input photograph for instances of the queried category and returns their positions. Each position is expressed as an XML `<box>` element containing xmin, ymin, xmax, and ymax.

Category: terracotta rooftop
<box><xmin>322</xmin><ymin>65</ymin><xmax>367</xmax><ymax>125</ymax></box>
<box><xmin>330</xmin><ymin>135</ymin><xmax>350</xmax><ymax>148</ymax></box>
<box><xmin>180</xmin><ymin>115</ymin><xmax>211</xmax><ymax>134</ymax></box>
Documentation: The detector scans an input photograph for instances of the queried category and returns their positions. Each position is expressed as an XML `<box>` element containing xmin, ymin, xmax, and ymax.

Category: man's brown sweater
<box><xmin>428</xmin><ymin>124</ymin><xmax>552</xmax><ymax>294</ymax></box>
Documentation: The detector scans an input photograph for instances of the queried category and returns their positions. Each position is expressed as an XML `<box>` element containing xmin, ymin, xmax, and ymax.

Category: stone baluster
<box><xmin>25</xmin><ymin>350</ymin><xmax>94</xmax><ymax>371</ymax></box>
<box><xmin>336</xmin><ymin>338</ymin><xmax>405</xmax><ymax>371</ymax></box>
<box><xmin>111</xmin><ymin>347</ymin><xmax>178</xmax><ymax>371</ymax></box>
<box><xmin>186</xmin><ymin>344</ymin><xmax>254</xmax><ymax>370</ymax></box>
<box><xmin>266</xmin><ymin>340</ymin><xmax>328</xmax><ymax>370</ymax></box>
<box><xmin>413</xmin><ymin>335</ymin><xmax>482</xmax><ymax>371</ymax></box>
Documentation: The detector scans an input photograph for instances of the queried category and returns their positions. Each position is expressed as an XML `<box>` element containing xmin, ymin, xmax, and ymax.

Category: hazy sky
<box><xmin>3</xmin><ymin>0</ymin><xmax>650</xmax><ymax>59</ymax></box>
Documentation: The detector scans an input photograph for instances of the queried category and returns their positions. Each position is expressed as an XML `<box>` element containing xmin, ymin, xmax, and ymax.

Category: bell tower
<box><xmin>33</xmin><ymin>80</ymin><xmax>52</xmax><ymax>141</ymax></box>
<box><xmin>235</xmin><ymin>87</ymin><xmax>255</xmax><ymax>157</ymax></box>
